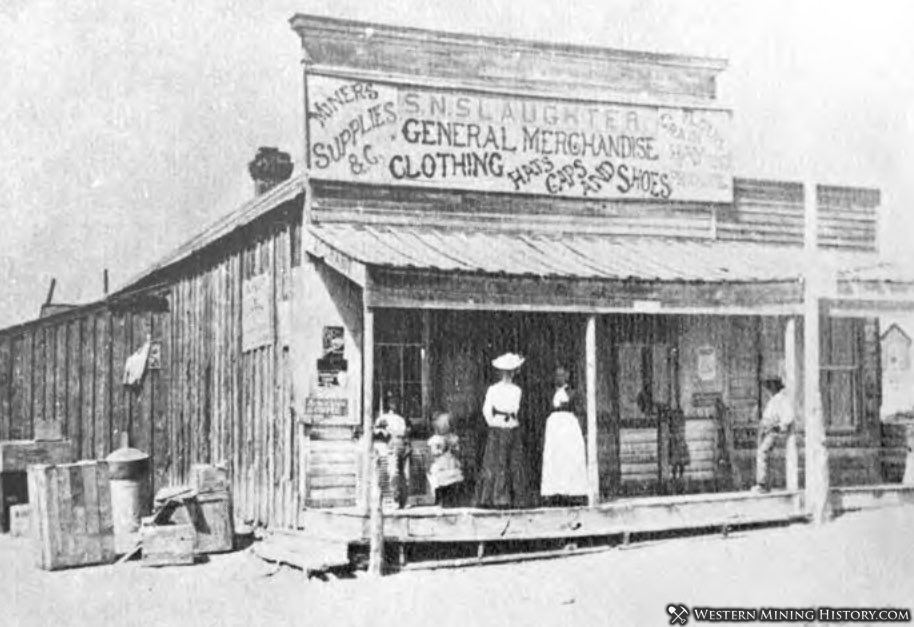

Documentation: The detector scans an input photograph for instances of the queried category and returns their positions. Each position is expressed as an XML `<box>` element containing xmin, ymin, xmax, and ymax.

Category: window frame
<box><xmin>372</xmin><ymin>309</ymin><xmax>429</xmax><ymax>433</ymax></box>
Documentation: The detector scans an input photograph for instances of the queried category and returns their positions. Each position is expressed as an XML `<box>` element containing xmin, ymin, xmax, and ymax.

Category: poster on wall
<box><xmin>147</xmin><ymin>341</ymin><xmax>162</xmax><ymax>370</ymax></box>
<box><xmin>696</xmin><ymin>345</ymin><xmax>717</xmax><ymax>382</ymax></box>
<box><xmin>306</xmin><ymin>74</ymin><xmax>733</xmax><ymax>202</ymax></box>
<box><xmin>317</xmin><ymin>326</ymin><xmax>348</xmax><ymax>387</ymax></box>
<box><xmin>242</xmin><ymin>274</ymin><xmax>273</xmax><ymax>352</ymax></box>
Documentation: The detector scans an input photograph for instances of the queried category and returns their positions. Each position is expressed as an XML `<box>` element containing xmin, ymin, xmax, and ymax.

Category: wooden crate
<box><xmin>0</xmin><ymin>440</ymin><xmax>73</xmax><ymax>473</ymax></box>
<box><xmin>189</xmin><ymin>464</ymin><xmax>230</xmax><ymax>494</ymax></box>
<box><xmin>194</xmin><ymin>491</ymin><xmax>233</xmax><ymax>553</ymax></box>
<box><xmin>27</xmin><ymin>461</ymin><xmax>115</xmax><ymax>570</ymax></box>
<box><xmin>164</xmin><ymin>490</ymin><xmax>234</xmax><ymax>554</ymax></box>
<box><xmin>141</xmin><ymin>522</ymin><xmax>195</xmax><ymax>567</ymax></box>
<box><xmin>9</xmin><ymin>504</ymin><xmax>30</xmax><ymax>538</ymax></box>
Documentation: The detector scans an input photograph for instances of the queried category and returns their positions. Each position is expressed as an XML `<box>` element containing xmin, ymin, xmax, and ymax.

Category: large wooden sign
<box><xmin>307</xmin><ymin>74</ymin><xmax>733</xmax><ymax>202</ymax></box>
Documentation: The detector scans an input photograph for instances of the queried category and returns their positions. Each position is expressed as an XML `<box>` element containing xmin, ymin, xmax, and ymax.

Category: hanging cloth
<box><xmin>123</xmin><ymin>338</ymin><xmax>152</xmax><ymax>387</ymax></box>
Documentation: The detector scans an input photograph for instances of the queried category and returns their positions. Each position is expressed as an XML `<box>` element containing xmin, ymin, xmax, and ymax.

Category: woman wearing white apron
<box><xmin>540</xmin><ymin>366</ymin><xmax>588</xmax><ymax>506</ymax></box>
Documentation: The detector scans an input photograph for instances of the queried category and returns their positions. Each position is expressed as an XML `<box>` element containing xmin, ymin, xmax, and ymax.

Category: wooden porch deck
<box><xmin>299</xmin><ymin>489</ymin><xmax>808</xmax><ymax>544</ymax></box>
<box><xmin>254</xmin><ymin>484</ymin><xmax>914</xmax><ymax>573</ymax></box>
<box><xmin>298</xmin><ymin>484</ymin><xmax>914</xmax><ymax>544</ymax></box>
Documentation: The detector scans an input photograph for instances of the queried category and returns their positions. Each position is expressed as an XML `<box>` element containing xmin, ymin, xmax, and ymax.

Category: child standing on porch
<box><xmin>374</xmin><ymin>392</ymin><xmax>411</xmax><ymax>508</ymax></box>
<box><xmin>427</xmin><ymin>411</ymin><xmax>464</xmax><ymax>507</ymax></box>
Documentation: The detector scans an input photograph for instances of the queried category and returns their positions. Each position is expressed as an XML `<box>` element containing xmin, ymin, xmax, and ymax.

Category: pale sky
<box><xmin>1</xmin><ymin>0</ymin><xmax>913</xmax><ymax>327</ymax></box>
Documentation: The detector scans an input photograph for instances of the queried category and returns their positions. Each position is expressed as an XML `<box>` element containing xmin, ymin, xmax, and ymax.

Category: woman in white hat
<box><xmin>474</xmin><ymin>352</ymin><xmax>533</xmax><ymax>508</ymax></box>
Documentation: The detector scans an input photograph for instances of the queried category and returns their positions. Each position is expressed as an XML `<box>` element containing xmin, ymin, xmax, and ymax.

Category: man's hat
<box><xmin>492</xmin><ymin>352</ymin><xmax>525</xmax><ymax>371</ymax></box>
<box><xmin>761</xmin><ymin>376</ymin><xmax>785</xmax><ymax>392</ymax></box>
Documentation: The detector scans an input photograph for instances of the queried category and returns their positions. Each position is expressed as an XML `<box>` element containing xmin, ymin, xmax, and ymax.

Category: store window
<box><xmin>374</xmin><ymin>309</ymin><xmax>424</xmax><ymax>425</ymax></box>
<box><xmin>821</xmin><ymin>318</ymin><xmax>861</xmax><ymax>430</ymax></box>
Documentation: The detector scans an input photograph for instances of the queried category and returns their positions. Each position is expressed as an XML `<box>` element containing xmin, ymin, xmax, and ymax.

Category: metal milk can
<box><xmin>105</xmin><ymin>433</ymin><xmax>151</xmax><ymax>554</ymax></box>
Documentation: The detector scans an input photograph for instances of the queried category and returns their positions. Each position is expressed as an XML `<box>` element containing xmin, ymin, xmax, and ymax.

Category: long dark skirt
<box><xmin>474</xmin><ymin>427</ymin><xmax>533</xmax><ymax>508</ymax></box>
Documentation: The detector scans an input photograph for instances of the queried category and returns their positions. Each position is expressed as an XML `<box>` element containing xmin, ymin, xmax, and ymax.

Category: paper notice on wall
<box><xmin>242</xmin><ymin>274</ymin><xmax>273</xmax><ymax>352</ymax></box>
<box><xmin>301</xmin><ymin>397</ymin><xmax>356</xmax><ymax>426</ymax></box>
<box><xmin>696</xmin><ymin>345</ymin><xmax>717</xmax><ymax>382</ymax></box>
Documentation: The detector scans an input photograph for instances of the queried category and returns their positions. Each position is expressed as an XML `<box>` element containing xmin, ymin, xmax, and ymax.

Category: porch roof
<box><xmin>307</xmin><ymin>223</ymin><xmax>881</xmax><ymax>284</ymax></box>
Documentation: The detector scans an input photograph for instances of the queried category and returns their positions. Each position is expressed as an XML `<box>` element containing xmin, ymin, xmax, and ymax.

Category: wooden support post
<box><xmin>361</xmin><ymin>308</ymin><xmax>375</xmax><ymax>514</ymax></box>
<box><xmin>421</xmin><ymin>310</ymin><xmax>431</xmax><ymax>423</ymax></box>
<box><xmin>585</xmin><ymin>315</ymin><xmax>599</xmax><ymax>506</ymax></box>
<box><xmin>367</xmin><ymin>448</ymin><xmax>385</xmax><ymax>577</ymax></box>
<box><xmin>803</xmin><ymin>180</ymin><xmax>830</xmax><ymax>524</ymax></box>
<box><xmin>784</xmin><ymin>318</ymin><xmax>799</xmax><ymax>491</ymax></box>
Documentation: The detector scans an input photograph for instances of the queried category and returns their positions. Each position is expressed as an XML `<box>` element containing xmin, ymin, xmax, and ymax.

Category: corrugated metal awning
<box><xmin>308</xmin><ymin>223</ymin><xmax>883</xmax><ymax>284</ymax></box>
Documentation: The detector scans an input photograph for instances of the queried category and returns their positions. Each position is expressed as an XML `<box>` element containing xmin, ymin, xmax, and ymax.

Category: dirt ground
<box><xmin>2</xmin><ymin>506</ymin><xmax>913</xmax><ymax>627</ymax></box>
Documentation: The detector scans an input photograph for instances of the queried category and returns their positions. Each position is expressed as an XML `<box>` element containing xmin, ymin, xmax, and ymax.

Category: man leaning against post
<box><xmin>752</xmin><ymin>377</ymin><xmax>794</xmax><ymax>493</ymax></box>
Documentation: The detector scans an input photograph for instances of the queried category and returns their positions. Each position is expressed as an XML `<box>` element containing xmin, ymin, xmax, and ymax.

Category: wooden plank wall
<box><xmin>165</xmin><ymin>208</ymin><xmax>302</xmax><ymax>529</ymax></box>
<box><xmin>0</xmin><ymin>307</ymin><xmax>167</xmax><ymax>486</ymax></box>
<box><xmin>312</xmin><ymin>182</ymin><xmax>714</xmax><ymax>239</ymax></box>
<box><xmin>294</xmin><ymin>16</ymin><xmax>723</xmax><ymax>102</ymax></box>
<box><xmin>718</xmin><ymin>180</ymin><xmax>879</xmax><ymax>251</ymax></box>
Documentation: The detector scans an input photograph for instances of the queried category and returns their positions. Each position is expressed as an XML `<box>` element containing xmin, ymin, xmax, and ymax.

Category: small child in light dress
<box><xmin>374</xmin><ymin>393</ymin><xmax>411</xmax><ymax>509</ymax></box>
<box><xmin>427</xmin><ymin>412</ymin><xmax>464</xmax><ymax>508</ymax></box>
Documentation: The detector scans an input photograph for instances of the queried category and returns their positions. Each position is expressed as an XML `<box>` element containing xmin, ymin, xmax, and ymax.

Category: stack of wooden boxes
<box><xmin>141</xmin><ymin>464</ymin><xmax>234</xmax><ymax>567</ymax></box>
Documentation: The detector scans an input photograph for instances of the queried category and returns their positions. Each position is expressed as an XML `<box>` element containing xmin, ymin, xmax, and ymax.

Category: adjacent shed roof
<box><xmin>116</xmin><ymin>175</ymin><xmax>305</xmax><ymax>293</ymax></box>
<box><xmin>307</xmin><ymin>223</ymin><xmax>884</xmax><ymax>284</ymax></box>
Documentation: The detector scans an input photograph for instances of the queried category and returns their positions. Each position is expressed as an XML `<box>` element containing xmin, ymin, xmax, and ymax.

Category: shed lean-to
<box><xmin>0</xmin><ymin>16</ymin><xmax>913</xmax><ymax>533</ymax></box>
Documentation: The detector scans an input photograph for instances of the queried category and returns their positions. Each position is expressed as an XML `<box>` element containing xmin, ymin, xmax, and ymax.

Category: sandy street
<box><xmin>0</xmin><ymin>505</ymin><xmax>911</xmax><ymax>627</ymax></box>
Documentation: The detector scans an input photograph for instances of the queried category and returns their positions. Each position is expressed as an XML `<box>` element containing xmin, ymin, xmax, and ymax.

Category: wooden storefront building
<box><xmin>2</xmin><ymin>16</ymin><xmax>914</xmax><ymax>542</ymax></box>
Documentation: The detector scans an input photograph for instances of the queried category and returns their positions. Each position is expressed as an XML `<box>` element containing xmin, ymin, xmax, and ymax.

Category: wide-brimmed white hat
<box><xmin>492</xmin><ymin>352</ymin><xmax>525</xmax><ymax>371</ymax></box>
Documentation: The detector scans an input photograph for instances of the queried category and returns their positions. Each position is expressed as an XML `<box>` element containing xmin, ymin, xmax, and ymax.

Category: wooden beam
<box><xmin>421</xmin><ymin>310</ymin><xmax>431</xmax><ymax>424</ymax></box>
<box><xmin>368</xmin><ymin>269</ymin><xmax>803</xmax><ymax>315</ymax></box>
<box><xmin>803</xmin><ymin>181</ymin><xmax>830</xmax><ymax>524</ymax></box>
<box><xmin>784</xmin><ymin>317</ymin><xmax>799</xmax><ymax>492</ymax></box>
<box><xmin>585</xmin><ymin>315</ymin><xmax>599</xmax><ymax>506</ymax></box>
<box><xmin>360</xmin><ymin>307</ymin><xmax>375</xmax><ymax>514</ymax></box>
<box><xmin>367</xmin><ymin>448</ymin><xmax>385</xmax><ymax>577</ymax></box>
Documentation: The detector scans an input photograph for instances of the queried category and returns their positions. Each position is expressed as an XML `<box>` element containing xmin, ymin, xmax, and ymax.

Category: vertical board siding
<box><xmin>0</xmin><ymin>209</ymin><xmax>303</xmax><ymax>529</ymax></box>
<box><xmin>94</xmin><ymin>312</ymin><xmax>111</xmax><ymax>458</ymax></box>
<box><xmin>33</xmin><ymin>326</ymin><xmax>45</xmax><ymax>428</ymax></box>
<box><xmin>43</xmin><ymin>326</ymin><xmax>55</xmax><ymax>429</ymax></box>
<box><xmin>143</xmin><ymin>214</ymin><xmax>302</xmax><ymax>528</ymax></box>
<box><xmin>11</xmin><ymin>331</ymin><xmax>33</xmax><ymax>439</ymax></box>
<box><xmin>54</xmin><ymin>323</ymin><xmax>68</xmax><ymax>434</ymax></box>
<box><xmin>0</xmin><ymin>305</ymin><xmax>166</xmax><ymax>496</ymax></box>
<box><xmin>66</xmin><ymin>320</ymin><xmax>81</xmax><ymax>453</ymax></box>
<box><xmin>0</xmin><ymin>336</ymin><xmax>11</xmax><ymax>440</ymax></box>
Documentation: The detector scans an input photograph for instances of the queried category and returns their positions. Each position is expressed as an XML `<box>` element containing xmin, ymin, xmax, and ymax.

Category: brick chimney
<box><xmin>248</xmin><ymin>147</ymin><xmax>294</xmax><ymax>195</ymax></box>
